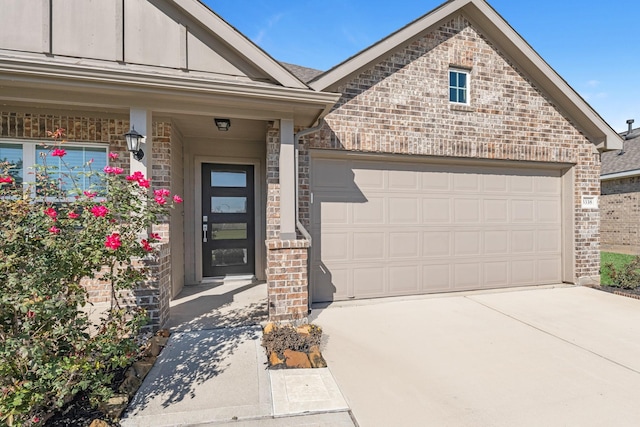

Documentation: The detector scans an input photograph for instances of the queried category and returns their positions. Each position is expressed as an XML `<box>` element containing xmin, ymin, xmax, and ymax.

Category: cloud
<box><xmin>586</xmin><ymin>79</ymin><xmax>600</xmax><ymax>88</ymax></box>
<box><xmin>253</xmin><ymin>13</ymin><xmax>284</xmax><ymax>45</ymax></box>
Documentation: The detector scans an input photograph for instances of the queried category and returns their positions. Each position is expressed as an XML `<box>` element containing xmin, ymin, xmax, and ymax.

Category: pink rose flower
<box><xmin>154</xmin><ymin>195</ymin><xmax>166</xmax><ymax>205</ymax></box>
<box><xmin>150</xmin><ymin>233</ymin><xmax>161</xmax><ymax>241</ymax></box>
<box><xmin>83</xmin><ymin>190</ymin><xmax>97</xmax><ymax>199</ymax></box>
<box><xmin>49</xmin><ymin>226</ymin><xmax>60</xmax><ymax>234</ymax></box>
<box><xmin>105</xmin><ymin>233</ymin><xmax>121</xmax><ymax>250</ymax></box>
<box><xmin>27</xmin><ymin>310</ymin><xmax>36</xmax><ymax>319</ymax></box>
<box><xmin>173</xmin><ymin>195</ymin><xmax>183</xmax><ymax>204</ymax></box>
<box><xmin>67</xmin><ymin>211</ymin><xmax>79</xmax><ymax>219</ymax></box>
<box><xmin>0</xmin><ymin>176</ymin><xmax>13</xmax><ymax>183</ymax></box>
<box><xmin>138</xmin><ymin>178</ymin><xmax>150</xmax><ymax>188</ymax></box>
<box><xmin>140</xmin><ymin>239</ymin><xmax>153</xmax><ymax>252</ymax></box>
<box><xmin>108</xmin><ymin>152</ymin><xmax>119</xmax><ymax>160</ymax></box>
<box><xmin>51</xmin><ymin>148</ymin><xmax>66</xmax><ymax>157</ymax></box>
<box><xmin>90</xmin><ymin>205</ymin><xmax>109</xmax><ymax>217</ymax></box>
<box><xmin>154</xmin><ymin>189</ymin><xmax>171</xmax><ymax>198</ymax></box>
<box><xmin>44</xmin><ymin>207</ymin><xmax>58</xmax><ymax>220</ymax></box>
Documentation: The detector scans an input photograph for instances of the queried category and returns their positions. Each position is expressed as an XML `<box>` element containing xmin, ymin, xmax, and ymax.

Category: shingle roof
<box><xmin>601</xmin><ymin>128</ymin><xmax>640</xmax><ymax>176</ymax></box>
<box><xmin>280</xmin><ymin>62</ymin><xmax>324</xmax><ymax>83</ymax></box>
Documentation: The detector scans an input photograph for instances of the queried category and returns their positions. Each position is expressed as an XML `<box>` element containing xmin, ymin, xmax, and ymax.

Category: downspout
<box><xmin>294</xmin><ymin>119</ymin><xmax>324</xmax><ymax>244</ymax></box>
<box><xmin>294</xmin><ymin>119</ymin><xmax>324</xmax><ymax>314</ymax></box>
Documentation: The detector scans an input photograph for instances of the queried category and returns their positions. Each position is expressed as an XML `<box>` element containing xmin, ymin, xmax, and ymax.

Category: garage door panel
<box><xmin>424</xmin><ymin>231</ymin><xmax>451</xmax><ymax>256</ymax></box>
<box><xmin>454</xmin><ymin>199</ymin><xmax>480</xmax><ymax>223</ymax></box>
<box><xmin>389</xmin><ymin>266</ymin><xmax>420</xmax><ymax>293</ymax></box>
<box><xmin>484</xmin><ymin>261</ymin><xmax>509</xmax><ymax>287</ymax></box>
<box><xmin>422</xmin><ymin>171</ymin><xmax>450</xmax><ymax>191</ymax></box>
<box><xmin>454</xmin><ymin>263</ymin><xmax>481</xmax><ymax>289</ymax></box>
<box><xmin>423</xmin><ymin>198</ymin><xmax>451</xmax><ymax>222</ymax></box>
<box><xmin>484</xmin><ymin>199</ymin><xmax>509</xmax><ymax>222</ymax></box>
<box><xmin>423</xmin><ymin>264</ymin><xmax>452</xmax><ymax>292</ymax></box>
<box><xmin>389</xmin><ymin>198</ymin><xmax>419</xmax><ymax>224</ymax></box>
<box><xmin>511</xmin><ymin>260</ymin><xmax>536</xmax><ymax>285</ymax></box>
<box><xmin>454</xmin><ymin>231</ymin><xmax>481</xmax><ymax>255</ymax></box>
<box><xmin>321</xmin><ymin>232</ymin><xmax>349</xmax><ymax>260</ymax></box>
<box><xmin>311</xmin><ymin>158</ymin><xmax>563</xmax><ymax>303</ymax></box>
<box><xmin>353</xmin><ymin>197</ymin><xmax>384</xmax><ymax>223</ymax></box>
<box><xmin>353</xmin><ymin>267</ymin><xmax>385</xmax><ymax>297</ymax></box>
<box><xmin>484</xmin><ymin>231</ymin><xmax>509</xmax><ymax>254</ymax></box>
<box><xmin>390</xmin><ymin>232</ymin><xmax>420</xmax><ymax>258</ymax></box>
<box><xmin>353</xmin><ymin>232</ymin><xmax>385</xmax><ymax>260</ymax></box>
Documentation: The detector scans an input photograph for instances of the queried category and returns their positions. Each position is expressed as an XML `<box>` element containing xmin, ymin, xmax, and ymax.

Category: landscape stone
<box><xmin>263</xmin><ymin>322</ymin><xmax>275</xmax><ymax>335</ymax></box>
<box><xmin>284</xmin><ymin>349</ymin><xmax>311</xmax><ymax>368</ymax></box>
<box><xmin>269</xmin><ymin>351</ymin><xmax>284</xmax><ymax>367</ymax></box>
<box><xmin>98</xmin><ymin>394</ymin><xmax>129</xmax><ymax>419</ymax></box>
<box><xmin>89</xmin><ymin>419</ymin><xmax>110</xmax><ymax>427</ymax></box>
<box><xmin>296</xmin><ymin>324</ymin><xmax>312</xmax><ymax>336</ymax></box>
<box><xmin>308</xmin><ymin>345</ymin><xmax>327</xmax><ymax>368</ymax></box>
<box><xmin>133</xmin><ymin>356</ymin><xmax>156</xmax><ymax>379</ymax></box>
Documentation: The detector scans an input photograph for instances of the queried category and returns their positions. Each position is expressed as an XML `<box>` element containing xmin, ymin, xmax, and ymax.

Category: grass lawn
<box><xmin>601</xmin><ymin>252</ymin><xmax>637</xmax><ymax>285</ymax></box>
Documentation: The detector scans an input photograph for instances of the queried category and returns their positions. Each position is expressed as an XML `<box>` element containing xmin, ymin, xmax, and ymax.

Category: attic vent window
<box><xmin>449</xmin><ymin>69</ymin><xmax>469</xmax><ymax>104</ymax></box>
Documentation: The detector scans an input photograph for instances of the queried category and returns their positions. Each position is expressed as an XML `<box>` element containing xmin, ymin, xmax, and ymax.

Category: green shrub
<box><xmin>604</xmin><ymin>256</ymin><xmax>640</xmax><ymax>290</ymax></box>
<box><xmin>0</xmin><ymin>129</ymin><xmax>181</xmax><ymax>426</ymax></box>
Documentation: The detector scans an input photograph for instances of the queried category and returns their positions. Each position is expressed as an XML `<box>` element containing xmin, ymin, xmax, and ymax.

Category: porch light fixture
<box><xmin>214</xmin><ymin>118</ymin><xmax>231</xmax><ymax>131</ymax></box>
<box><xmin>124</xmin><ymin>127</ymin><xmax>144</xmax><ymax>161</ymax></box>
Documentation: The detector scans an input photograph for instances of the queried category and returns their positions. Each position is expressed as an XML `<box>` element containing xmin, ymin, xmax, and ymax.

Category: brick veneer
<box><xmin>601</xmin><ymin>177</ymin><xmax>640</xmax><ymax>251</ymax></box>
<box><xmin>300</xmin><ymin>15</ymin><xmax>601</xmax><ymax>284</ymax></box>
<box><xmin>266</xmin><ymin>123</ymin><xmax>310</xmax><ymax>320</ymax></box>
<box><xmin>0</xmin><ymin>111</ymin><xmax>174</xmax><ymax>330</ymax></box>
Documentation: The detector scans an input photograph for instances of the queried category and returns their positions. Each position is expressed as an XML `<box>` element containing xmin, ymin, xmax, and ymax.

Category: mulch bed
<box><xmin>593</xmin><ymin>285</ymin><xmax>640</xmax><ymax>300</ymax></box>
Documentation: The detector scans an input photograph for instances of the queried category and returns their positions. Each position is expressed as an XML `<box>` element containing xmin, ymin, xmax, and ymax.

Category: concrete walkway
<box><xmin>311</xmin><ymin>285</ymin><xmax>640</xmax><ymax>427</ymax></box>
<box><xmin>121</xmin><ymin>280</ymin><xmax>353</xmax><ymax>427</ymax></box>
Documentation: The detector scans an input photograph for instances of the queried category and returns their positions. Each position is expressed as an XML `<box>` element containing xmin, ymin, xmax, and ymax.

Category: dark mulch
<box><xmin>593</xmin><ymin>285</ymin><xmax>640</xmax><ymax>300</ymax></box>
<box><xmin>44</xmin><ymin>367</ymin><xmax>129</xmax><ymax>427</ymax></box>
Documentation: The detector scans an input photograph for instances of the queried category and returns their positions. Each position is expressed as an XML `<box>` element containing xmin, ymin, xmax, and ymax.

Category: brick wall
<box><xmin>0</xmin><ymin>110</ymin><xmax>174</xmax><ymax>329</ymax></box>
<box><xmin>301</xmin><ymin>15</ymin><xmax>601</xmax><ymax>284</ymax></box>
<box><xmin>601</xmin><ymin>177</ymin><xmax>640</xmax><ymax>251</ymax></box>
<box><xmin>266</xmin><ymin>122</ymin><xmax>310</xmax><ymax>320</ymax></box>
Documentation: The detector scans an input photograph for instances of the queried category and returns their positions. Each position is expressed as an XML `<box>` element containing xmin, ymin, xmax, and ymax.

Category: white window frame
<box><xmin>449</xmin><ymin>68</ymin><xmax>470</xmax><ymax>105</ymax></box>
<box><xmin>0</xmin><ymin>139</ymin><xmax>109</xmax><ymax>202</ymax></box>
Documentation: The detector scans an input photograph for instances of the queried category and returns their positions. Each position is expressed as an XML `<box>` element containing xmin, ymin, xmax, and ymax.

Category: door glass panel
<box><xmin>212</xmin><ymin>197</ymin><xmax>247</xmax><ymax>213</ymax></box>
<box><xmin>212</xmin><ymin>223</ymin><xmax>247</xmax><ymax>240</ymax></box>
<box><xmin>212</xmin><ymin>248</ymin><xmax>247</xmax><ymax>266</ymax></box>
<box><xmin>212</xmin><ymin>171</ymin><xmax>246</xmax><ymax>188</ymax></box>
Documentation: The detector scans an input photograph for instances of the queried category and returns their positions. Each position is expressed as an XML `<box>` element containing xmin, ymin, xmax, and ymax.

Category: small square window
<box><xmin>449</xmin><ymin>69</ymin><xmax>469</xmax><ymax>104</ymax></box>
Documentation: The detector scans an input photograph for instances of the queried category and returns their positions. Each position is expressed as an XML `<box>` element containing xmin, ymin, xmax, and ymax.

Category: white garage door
<box><xmin>310</xmin><ymin>157</ymin><xmax>563</xmax><ymax>303</ymax></box>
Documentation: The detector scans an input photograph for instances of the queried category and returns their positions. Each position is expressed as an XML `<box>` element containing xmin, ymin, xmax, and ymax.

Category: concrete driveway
<box><xmin>310</xmin><ymin>286</ymin><xmax>640</xmax><ymax>427</ymax></box>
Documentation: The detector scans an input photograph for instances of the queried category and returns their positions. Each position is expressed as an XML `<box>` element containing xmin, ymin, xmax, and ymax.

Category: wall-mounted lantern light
<box><xmin>124</xmin><ymin>127</ymin><xmax>144</xmax><ymax>161</ymax></box>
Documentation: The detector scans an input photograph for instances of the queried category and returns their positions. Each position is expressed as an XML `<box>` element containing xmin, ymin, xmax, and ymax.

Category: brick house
<box><xmin>0</xmin><ymin>0</ymin><xmax>621</xmax><ymax>329</ymax></box>
<box><xmin>601</xmin><ymin>122</ymin><xmax>640</xmax><ymax>252</ymax></box>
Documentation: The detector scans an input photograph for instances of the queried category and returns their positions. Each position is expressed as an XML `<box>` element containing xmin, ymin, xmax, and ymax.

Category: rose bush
<box><xmin>0</xmin><ymin>129</ymin><xmax>181</xmax><ymax>426</ymax></box>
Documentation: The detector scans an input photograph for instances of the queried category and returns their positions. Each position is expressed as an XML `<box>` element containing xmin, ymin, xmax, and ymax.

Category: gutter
<box><xmin>294</xmin><ymin>119</ymin><xmax>325</xmax><ymax>244</ymax></box>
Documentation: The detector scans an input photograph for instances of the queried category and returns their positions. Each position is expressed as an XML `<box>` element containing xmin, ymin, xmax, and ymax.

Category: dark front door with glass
<box><xmin>202</xmin><ymin>164</ymin><xmax>255</xmax><ymax>277</ymax></box>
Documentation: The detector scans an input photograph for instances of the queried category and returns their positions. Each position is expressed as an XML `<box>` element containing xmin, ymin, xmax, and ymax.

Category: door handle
<box><xmin>203</xmin><ymin>223</ymin><xmax>208</xmax><ymax>242</ymax></box>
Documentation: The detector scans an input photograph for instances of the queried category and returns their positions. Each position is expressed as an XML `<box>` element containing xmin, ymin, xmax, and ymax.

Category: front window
<box><xmin>449</xmin><ymin>69</ymin><xmax>469</xmax><ymax>104</ymax></box>
<box><xmin>0</xmin><ymin>141</ymin><xmax>108</xmax><ymax>200</ymax></box>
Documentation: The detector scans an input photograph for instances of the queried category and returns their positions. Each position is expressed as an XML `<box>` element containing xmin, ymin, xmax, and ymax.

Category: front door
<box><xmin>202</xmin><ymin>163</ymin><xmax>255</xmax><ymax>277</ymax></box>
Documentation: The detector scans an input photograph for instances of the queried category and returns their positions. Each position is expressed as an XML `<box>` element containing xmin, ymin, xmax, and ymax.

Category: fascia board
<box><xmin>0</xmin><ymin>56</ymin><xmax>340</xmax><ymax>107</ymax></box>
<box><xmin>168</xmin><ymin>0</ymin><xmax>308</xmax><ymax>89</ymax></box>
<box><xmin>601</xmin><ymin>170</ymin><xmax>640</xmax><ymax>181</ymax></box>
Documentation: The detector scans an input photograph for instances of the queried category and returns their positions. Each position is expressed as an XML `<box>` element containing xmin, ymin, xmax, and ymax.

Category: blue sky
<box><xmin>205</xmin><ymin>0</ymin><xmax>637</xmax><ymax>132</ymax></box>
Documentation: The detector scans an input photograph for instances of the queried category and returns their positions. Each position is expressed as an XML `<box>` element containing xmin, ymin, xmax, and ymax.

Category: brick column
<box><xmin>266</xmin><ymin>239</ymin><xmax>309</xmax><ymax>321</ymax></box>
<box><xmin>266</xmin><ymin>122</ymin><xmax>310</xmax><ymax>321</ymax></box>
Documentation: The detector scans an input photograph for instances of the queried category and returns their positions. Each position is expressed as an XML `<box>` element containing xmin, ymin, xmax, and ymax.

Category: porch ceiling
<box><xmin>170</xmin><ymin>115</ymin><xmax>266</xmax><ymax>141</ymax></box>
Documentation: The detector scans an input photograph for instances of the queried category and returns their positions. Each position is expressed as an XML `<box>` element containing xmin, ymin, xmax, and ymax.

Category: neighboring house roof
<box><xmin>601</xmin><ymin>128</ymin><xmax>640</xmax><ymax>179</ymax></box>
<box><xmin>309</xmin><ymin>0</ymin><xmax>622</xmax><ymax>152</ymax></box>
<box><xmin>280</xmin><ymin>62</ymin><xmax>324</xmax><ymax>84</ymax></box>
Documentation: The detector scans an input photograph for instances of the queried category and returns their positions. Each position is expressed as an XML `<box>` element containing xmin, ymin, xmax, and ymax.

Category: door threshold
<box><xmin>200</xmin><ymin>274</ymin><xmax>257</xmax><ymax>284</ymax></box>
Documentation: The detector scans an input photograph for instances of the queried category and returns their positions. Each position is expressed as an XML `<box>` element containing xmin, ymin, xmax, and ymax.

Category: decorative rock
<box><xmin>296</xmin><ymin>324</ymin><xmax>312</xmax><ymax>336</ymax></box>
<box><xmin>283</xmin><ymin>349</ymin><xmax>311</xmax><ymax>369</ymax></box>
<box><xmin>89</xmin><ymin>420</ymin><xmax>110</xmax><ymax>427</ymax></box>
<box><xmin>133</xmin><ymin>356</ymin><xmax>156</xmax><ymax>379</ymax></box>
<box><xmin>148</xmin><ymin>335</ymin><xmax>169</xmax><ymax>357</ymax></box>
<box><xmin>308</xmin><ymin>345</ymin><xmax>327</xmax><ymax>368</ymax></box>
<box><xmin>269</xmin><ymin>351</ymin><xmax>284</xmax><ymax>367</ymax></box>
<box><xmin>157</xmin><ymin>328</ymin><xmax>170</xmax><ymax>338</ymax></box>
<box><xmin>263</xmin><ymin>322</ymin><xmax>275</xmax><ymax>335</ymax></box>
<box><xmin>119</xmin><ymin>374</ymin><xmax>142</xmax><ymax>397</ymax></box>
<box><xmin>98</xmin><ymin>394</ymin><xmax>129</xmax><ymax>419</ymax></box>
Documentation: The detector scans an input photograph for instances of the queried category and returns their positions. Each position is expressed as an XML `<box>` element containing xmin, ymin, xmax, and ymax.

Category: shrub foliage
<box><xmin>0</xmin><ymin>129</ymin><xmax>180</xmax><ymax>426</ymax></box>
